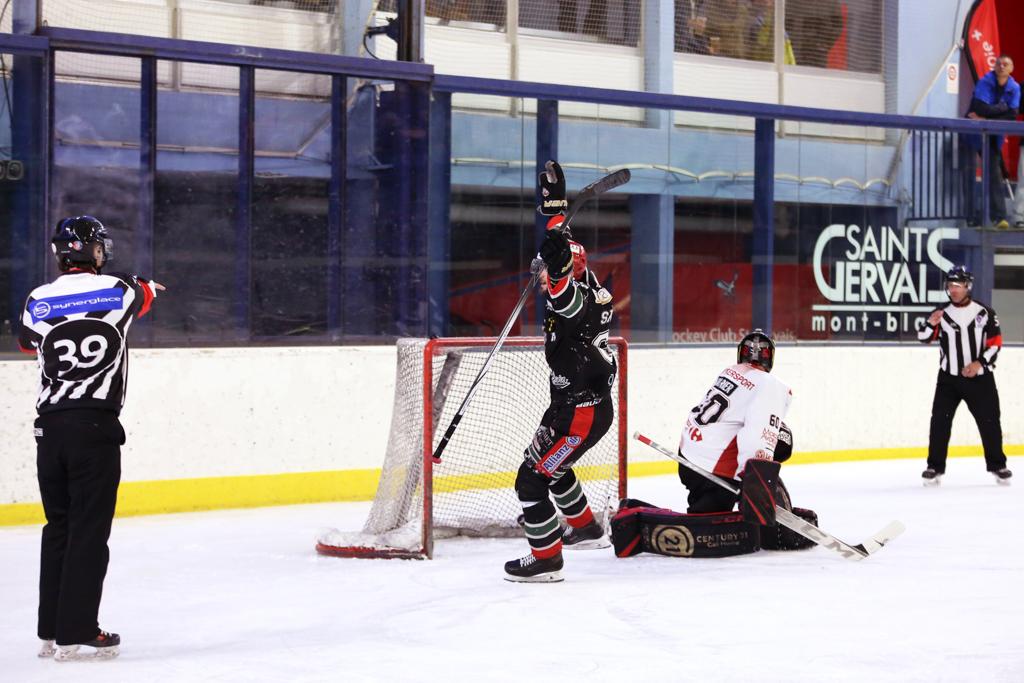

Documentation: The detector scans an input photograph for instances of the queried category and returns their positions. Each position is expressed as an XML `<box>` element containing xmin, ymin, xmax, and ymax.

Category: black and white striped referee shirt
<box><xmin>18</xmin><ymin>270</ymin><xmax>157</xmax><ymax>415</ymax></box>
<box><xmin>917</xmin><ymin>299</ymin><xmax>1002</xmax><ymax>376</ymax></box>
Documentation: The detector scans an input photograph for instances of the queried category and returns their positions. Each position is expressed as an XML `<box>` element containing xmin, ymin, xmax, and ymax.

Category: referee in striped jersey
<box><xmin>917</xmin><ymin>265</ymin><xmax>1011</xmax><ymax>486</ymax></box>
<box><xmin>18</xmin><ymin>216</ymin><xmax>163</xmax><ymax>660</ymax></box>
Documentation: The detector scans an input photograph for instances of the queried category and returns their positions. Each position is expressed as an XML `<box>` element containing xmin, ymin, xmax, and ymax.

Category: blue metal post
<box><xmin>10</xmin><ymin>1</ymin><xmax>47</xmax><ymax>323</ymax></box>
<box><xmin>752</xmin><ymin>118</ymin><xmax>775</xmax><ymax>333</ymax></box>
<box><xmin>393</xmin><ymin>82</ymin><xmax>414</xmax><ymax>335</ymax></box>
<box><xmin>12</xmin><ymin>0</ymin><xmax>38</xmax><ymax>34</ymax></box>
<box><xmin>407</xmin><ymin>81</ymin><xmax>431</xmax><ymax>336</ymax></box>
<box><xmin>980</xmin><ymin>133</ymin><xmax>990</xmax><ymax>228</ymax></box>
<box><xmin>428</xmin><ymin>90</ymin><xmax>452</xmax><ymax>337</ymax></box>
<box><xmin>235</xmin><ymin>65</ymin><xmax>255</xmax><ymax>339</ymax></box>
<box><xmin>342</xmin><ymin>85</ymin><xmax>378</xmax><ymax>336</ymax></box>
<box><xmin>642</xmin><ymin>0</ymin><xmax>672</xmax><ymax>129</ymax></box>
<box><xmin>534</xmin><ymin>98</ymin><xmax>558</xmax><ymax>326</ymax></box>
<box><xmin>132</xmin><ymin>56</ymin><xmax>157</xmax><ymax>342</ymax></box>
<box><xmin>138</xmin><ymin>57</ymin><xmax>156</xmax><ymax>278</ymax></box>
<box><xmin>629</xmin><ymin>194</ymin><xmax>674</xmax><ymax>342</ymax></box>
<box><xmin>327</xmin><ymin>74</ymin><xmax>347</xmax><ymax>338</ymax></box>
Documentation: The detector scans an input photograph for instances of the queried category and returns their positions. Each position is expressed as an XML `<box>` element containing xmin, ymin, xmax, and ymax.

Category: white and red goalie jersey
<box><xmin>678</xmin><ymin>363</ymin><xmax>792</xmax><ymax>480</ymax></box>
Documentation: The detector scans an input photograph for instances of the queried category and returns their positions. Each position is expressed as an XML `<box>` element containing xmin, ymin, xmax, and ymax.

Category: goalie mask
<box><xmin>52</xmin><ymin>215</ymin><xmax>113</xmax><ymax>271</ymax></box>
<box><xmin>737</xmin><ymin>329</ymin><xmax>775</xmax><ymax>373</ymax></box>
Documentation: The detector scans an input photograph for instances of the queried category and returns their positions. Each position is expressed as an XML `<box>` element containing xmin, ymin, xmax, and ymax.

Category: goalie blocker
<box><xmin>611</xmin><ymin>494</ymin><xmax>818</xmax><ymax>559</ymax></box>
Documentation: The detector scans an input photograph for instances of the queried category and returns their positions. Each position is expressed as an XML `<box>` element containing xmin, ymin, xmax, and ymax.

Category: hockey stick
<box><xmin>632</xmin><ymin>431</ymin><xmax>905</xmax><ymax>561</ymax></box>
<box><xmin>431</xmin><ymin>167</ymin><xmax>631</xmax><ymax>463</ymax></box>
<box><xmin>562</xmin><ymin>168</ymin><xmax>631</xmax><ymax>230</ymax></box>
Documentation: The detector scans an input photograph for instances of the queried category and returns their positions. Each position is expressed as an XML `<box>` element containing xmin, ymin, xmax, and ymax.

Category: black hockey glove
<box><xmin>538</xmin><ymin>160</ymin><xmax>567</xmax><ymax>216</ymax></box>
<box><xmin>539</xmin><ymin>229</ymin><xmax>573</xmax><ymax>280</ymax></box>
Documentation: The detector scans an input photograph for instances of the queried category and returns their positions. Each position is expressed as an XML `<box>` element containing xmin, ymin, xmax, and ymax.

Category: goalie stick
<box><xmin>632</xmin><ymin>431</ymin><xmax>905</xmax><ymax>562</ymax></box>
<box><xmin>431</xmin><ymin>165</ymin><xmax>631</xmax><ymax>463</ymax></box>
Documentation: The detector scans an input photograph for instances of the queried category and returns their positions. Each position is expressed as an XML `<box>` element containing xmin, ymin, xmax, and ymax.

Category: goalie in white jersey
<box><xmin>610</xmin><ymin>330</ymin><xmax>815</xmax><ymax>559</ymax></box>
<box><xmin>677</xmin><ymin>329</ymin><xmax>793</xmax><ymax>514</ymax></box>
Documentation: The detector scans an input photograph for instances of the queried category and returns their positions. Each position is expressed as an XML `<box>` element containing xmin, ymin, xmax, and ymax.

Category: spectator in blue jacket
<box><xmin>967</xmin><ymin>55</ymin><xmax>1020</xmax><ymax>229</ymax></box>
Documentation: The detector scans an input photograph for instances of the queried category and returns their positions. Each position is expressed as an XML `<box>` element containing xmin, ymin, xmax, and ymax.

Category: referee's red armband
<box><xmin>137</xmin><ymin>279</ymin><xmax>156</xmax><ymax>318</ymax></box>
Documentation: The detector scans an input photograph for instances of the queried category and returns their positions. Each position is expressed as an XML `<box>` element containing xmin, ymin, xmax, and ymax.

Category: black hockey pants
<box><xmin>35</xmin><ymin>409</ymin><xmax>123</xmax><ymax>645</ymax></box>
<box><xmin>927</xmin><ymin>371</ymin><xmax>1006</xmax><ymax>473</ymax></box>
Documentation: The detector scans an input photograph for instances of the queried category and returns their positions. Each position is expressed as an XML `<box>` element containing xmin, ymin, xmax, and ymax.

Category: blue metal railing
<box><xmin>3</xmin><ymin>28</ymin><xmax>1024</xmax><ymax>344</ymax></box>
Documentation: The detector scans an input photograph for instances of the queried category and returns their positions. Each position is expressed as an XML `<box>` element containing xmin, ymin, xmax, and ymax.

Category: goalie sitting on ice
<box><xmin>612</xmin><ymin>330</ymin><xmax>819</xmax><ymax>558</ymax></box>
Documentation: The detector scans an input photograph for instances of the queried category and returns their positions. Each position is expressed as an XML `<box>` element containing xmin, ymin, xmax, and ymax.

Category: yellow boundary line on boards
<box><xmin>1</xmin><ymin>445</ymin><xmax>1021</xmax><ymax>527</ymax></box>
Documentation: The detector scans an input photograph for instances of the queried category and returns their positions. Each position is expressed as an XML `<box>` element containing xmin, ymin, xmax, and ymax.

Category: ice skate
<box><xmin>504</xmin><ymin>552</ymin><xmax>563</xmax><ymax>583</ymax></box>
<box><xmin>562</xmin><ymin>520</ymin><xmax>610</xmax><ymax>550</ymax></box>
<box><xmin>921</xmin><ymin>468</ymin><xmax>942</xmax><ymax>487</ymax></box>
<box><xmin>54</xmin><ymin>630</ymin><xmax>120</xmax><ymax>662</ymax></box>
<box><xmin>993</xmin><ymin>468</ymin><xmax>1013</xmax><ymax>486</ymax></box>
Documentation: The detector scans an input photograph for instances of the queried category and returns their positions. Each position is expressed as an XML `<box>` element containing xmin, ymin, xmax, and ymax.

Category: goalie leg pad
<box><xmin>739</xmin><ymin>459</ymin><xmax>781</xmax><ymax>526</ymax></box>
<box><xmin>611</xmin><ymin>502</ymin><xmax>760</xmax><ymax>558</ymax></box>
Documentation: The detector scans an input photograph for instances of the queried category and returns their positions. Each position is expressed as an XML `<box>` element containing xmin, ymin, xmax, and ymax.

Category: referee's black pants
<box><xmin>927</xmin><ymin>371</ymin><xmax>1006</xmax><ymax>473</ymax></box>
<box><xmin>35</xmin><ymin>409</ymin><xmax>123</xmax><ymax>645</ymax></box>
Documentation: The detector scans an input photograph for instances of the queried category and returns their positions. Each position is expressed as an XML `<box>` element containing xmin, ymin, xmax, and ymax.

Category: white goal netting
<box><xmin>318</xmin><ymin>337</ymin><xmax>626</xmax><ymax>558</ymax></box>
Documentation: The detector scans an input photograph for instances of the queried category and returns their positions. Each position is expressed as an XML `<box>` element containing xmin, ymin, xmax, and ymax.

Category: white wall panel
<box><xmin>673</xmin><ymin>55</ymin><xmax>777</xmax><ymax>131</ymax></box>
<box><xmin>782</xmin><ymin>70</ymin><xmax>886</xmax><ymax>140</ymax></box>
<box><xmin>425</xmin><ymin>25</ymin><xmax>512</xmax><ymax>112</ymax></box>
<box><xmin>2</xmin><ymin>345</ymin><xmax>1020</xmax><ymax>505</ymax></box>
<box><xmin>518</xmin><ymin>37</ymin><xmax>643</xmax><ymax>123</ymax></box>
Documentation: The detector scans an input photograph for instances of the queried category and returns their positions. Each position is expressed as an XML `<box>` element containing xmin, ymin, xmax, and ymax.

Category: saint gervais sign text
<box><xmin>811</xmin><ymin>225</ymin><xmax>958</xmax><ymax>335</ymax></box>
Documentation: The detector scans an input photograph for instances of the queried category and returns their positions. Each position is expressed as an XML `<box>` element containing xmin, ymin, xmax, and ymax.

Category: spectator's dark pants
<box><xmin>986</xmin><ymin>137</ymin><xmax>1007</xmax><ymax>222</ymax></box>
<box><xmin>964</xmin><ymin>136</ymin><xmax>1007</xmax><ymax>223</ymax></box>
<box><xmin>927</xmin><ymin>371</ymin><xmax>1006</xmax><ymax>473</ymax></box>
<box><xmin>35</xmin><ymin>409</ymin><xmax>123</xmax><ymax>645</ymax></box>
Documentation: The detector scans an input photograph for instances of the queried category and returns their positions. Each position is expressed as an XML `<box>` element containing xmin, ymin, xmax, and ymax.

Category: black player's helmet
<box><xmin>945</xmin><ymin>265</ymin><xmax>974</xmax><ymax>292</ymax></box>
<box><xmin>737</xmin><ymin>329</ymin><xmax>775</xmax><ymax>373</ymax></box>
<box><xmin>51</xmin><ymin>216</ymin><xmax>113</xmax><ymax>271</ymax></box>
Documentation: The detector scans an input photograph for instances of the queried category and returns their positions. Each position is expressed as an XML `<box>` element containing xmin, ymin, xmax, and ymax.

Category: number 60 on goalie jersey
<box><xmin>678</xmin><ymin>363</ymin><xmax>792</xmax><ymax>480</ymax></box>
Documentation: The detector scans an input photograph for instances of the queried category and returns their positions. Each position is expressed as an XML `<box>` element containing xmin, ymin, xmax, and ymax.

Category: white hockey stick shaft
<box><xmin>632</xmin><ymin>431</ymin><xmax>904</xmax><ymax>561</ymax></box>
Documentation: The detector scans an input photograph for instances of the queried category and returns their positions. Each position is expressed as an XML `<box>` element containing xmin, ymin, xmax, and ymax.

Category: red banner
<box><xmin>965</xmin><ymin>0</ymin><xmax>1001</xmax><ymax>81</ymax></box>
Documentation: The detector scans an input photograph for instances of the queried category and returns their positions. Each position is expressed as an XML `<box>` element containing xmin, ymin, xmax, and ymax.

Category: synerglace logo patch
<box><xmin>29</xmin><ymin>288</ymin><xmax>124</xmax><ymax>323</ymax></box>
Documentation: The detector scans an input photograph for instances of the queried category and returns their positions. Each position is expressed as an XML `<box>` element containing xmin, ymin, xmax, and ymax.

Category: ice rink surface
<box><xmin>1</xmin><ymin>456</ymin><xmax>1022</xmax><ymax>683</ymax></box>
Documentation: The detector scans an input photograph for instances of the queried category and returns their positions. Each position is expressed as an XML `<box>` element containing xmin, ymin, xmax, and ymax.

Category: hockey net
<box><xmin>317</xmin><ymin>337</ymin><xmax>627</xmax><ymax>559</ymax></box>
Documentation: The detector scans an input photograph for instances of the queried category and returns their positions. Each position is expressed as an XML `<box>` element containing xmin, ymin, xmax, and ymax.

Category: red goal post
<box><xmin>316</xmin><ymin>336</ymin><xmax>628</xmax><ymax>559</ymax></box>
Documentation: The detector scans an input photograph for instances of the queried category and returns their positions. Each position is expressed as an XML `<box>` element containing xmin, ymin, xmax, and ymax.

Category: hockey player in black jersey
<box><xmin>505</xmin><ymin>162</ymin><xmax>618</xmax><ymax>583</ymax></box>
<box><xmin>18</xmin><ymin>216</ymin><xmax>164</xmax><ymax>661</ymax></box>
